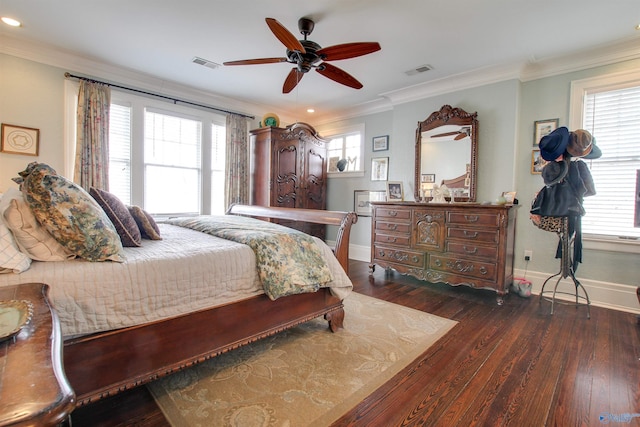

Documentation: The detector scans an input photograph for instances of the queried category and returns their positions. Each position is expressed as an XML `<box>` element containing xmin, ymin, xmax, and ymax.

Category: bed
<box><xmin>0</xmin><ymin>202</ymin><xmax>357</xmax><ymax>406</ymax></box>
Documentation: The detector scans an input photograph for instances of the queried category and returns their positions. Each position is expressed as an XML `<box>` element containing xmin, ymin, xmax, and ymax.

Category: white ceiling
<box><xmin>2</xmin><ymin>0</ymin><xmax>640</xmax><ymax>122</ymax></box>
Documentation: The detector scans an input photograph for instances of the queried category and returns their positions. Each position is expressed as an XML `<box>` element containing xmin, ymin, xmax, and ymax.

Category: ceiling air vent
<box><xmin>192</xmin><ymin>57</ymin><xmax>221</xmax><ymax>70</ymax></box>
<box><xmin>405</xmin><ymin>64</ymin><xmax>433</xmax><ymax>76</ymax></box>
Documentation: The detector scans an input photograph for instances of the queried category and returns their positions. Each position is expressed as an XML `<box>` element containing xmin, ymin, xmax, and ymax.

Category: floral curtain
<box><xmin>74</xmin><ymin>80</ymin><xmax>111</xmax><ymax>190</ymax></box>
<box><xmin>225</xmin><ymin>114</ymin><xmax>249</xmax><ymax>209</ymax></box>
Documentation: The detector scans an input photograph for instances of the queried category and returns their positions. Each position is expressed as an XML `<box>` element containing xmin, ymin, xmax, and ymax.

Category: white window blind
<box><xmin>581</xmin><ymin>84</ymin><xmax>640</xmax><ymax>239</ymax></box>
<box><xmin>144</xmin><ymin>109</ymin><xmax>202</xmax><ymax>215</ymax></box>
<box><xmin>108</xmin><ymin>103</ymin><xmax>132</xmax><ymax>205</ymax></box>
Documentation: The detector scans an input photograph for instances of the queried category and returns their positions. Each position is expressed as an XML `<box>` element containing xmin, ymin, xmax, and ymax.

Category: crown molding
<box><xmin>379</xmin><ymin>62</ymin><xmax>524</xmax><ymax>106</ymax></box>
<box><xmin>4</xmin><ymin>33</ymin><xmax>640</xmax><ymax>125</ymax></box>
<box><xmin>520</xmin><ymin>36</ymin><xmax>640</xmax><ymax>82</ymax></box>
<box><xmin>0</xmin><ymin>34</ymin><xmax>273</xmax><ymax>122</ymax></box>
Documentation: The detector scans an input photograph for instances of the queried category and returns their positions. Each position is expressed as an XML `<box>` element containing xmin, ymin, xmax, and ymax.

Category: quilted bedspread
<box><xmin>165</xmin><ymin>215</ymin><xmax>334</xmax><ymax>300</ymax></box>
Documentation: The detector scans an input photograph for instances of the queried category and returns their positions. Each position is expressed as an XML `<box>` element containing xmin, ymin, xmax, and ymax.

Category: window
<box><xmin>64</xmin><ymin>82</ymin><xmax>227</xmax><ymax>215</ymax></box>
<box><xmin>570</xmin><ymin>70</ymin><xmax>640</xmax><ymax>244</ymax></box>
<box><xmin>143</xmin><ymin>109</ymin><xmax>203</xmax><ymax>215</ymax></box>
<box><xmin>324</xmin><ymin>124</ymin><xmax>365</xmax><ymax>176</ymax></box>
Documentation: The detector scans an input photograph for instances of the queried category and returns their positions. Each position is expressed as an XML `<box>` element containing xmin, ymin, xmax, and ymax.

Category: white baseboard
<box><xmin>514</xmin><ymin>268</ymin><xmax>640</xmax><ymax>315</ymax></box>
<box><xmin>331</xmin><ymin>241</ymin><xmax>640</xmax><ymax>315</ymax></box>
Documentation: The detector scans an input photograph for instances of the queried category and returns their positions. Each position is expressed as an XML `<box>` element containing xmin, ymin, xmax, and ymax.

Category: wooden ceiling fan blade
<box><xmin>266</xmin><ymin>18</ymin><xmax>306</xmax><ymax>53</ymax></box>
<box><xmin>316</xmin><ymin>63</ymin><xmax>363</xmax><ymax>89</ymax></box>
<box><xmin>317</xmin><ymin>42</ymin><xmax>381</xmax><ymax>61</ymax></box>
<box><xmin>283</xmin><ymin>68</ymin><xmax>304</xmax><ymax>93</ymax></box>
<box><xmin>432</xmin><ymin>131</ymin><xmax>462</xmax><ymax>138</ymax></box>
<box><xmin>223</xmin><ymin>57</ymin><xmax>288</xmax><ymax>66</ymax></box>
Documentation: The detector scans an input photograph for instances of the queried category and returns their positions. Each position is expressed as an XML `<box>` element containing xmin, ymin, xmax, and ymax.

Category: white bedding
<box><xmin>0</xmin><ymin>223</ymin><xmax>353</xmax><ymax>337</ymax></box>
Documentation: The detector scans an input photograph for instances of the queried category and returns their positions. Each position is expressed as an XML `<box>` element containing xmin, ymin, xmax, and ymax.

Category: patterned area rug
<box><xmin>148</xmin><ymin>292</ymin><xmax>457</xmax><ymax>427</ymax></box>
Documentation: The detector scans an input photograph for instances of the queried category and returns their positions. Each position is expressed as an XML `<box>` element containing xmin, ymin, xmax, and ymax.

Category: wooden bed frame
<box><xmin>63</xmin><ymin>204</ymin><xmax>357</xmax><ymax>406</ymax></box>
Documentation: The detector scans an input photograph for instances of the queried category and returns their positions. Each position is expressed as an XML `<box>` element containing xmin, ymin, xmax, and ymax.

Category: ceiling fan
<box><xmin>431</xmin><ymin>127</ymin><xmax>471</xmax><ymax>140</ymax></box>
<box><xmin>223</xmin><ymin>17</ymin><xmax>381</xmax><ymax>93</ymax></box>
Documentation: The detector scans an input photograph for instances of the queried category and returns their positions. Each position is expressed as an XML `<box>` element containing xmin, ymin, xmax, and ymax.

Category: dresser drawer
<box><xmin>375</xmin><ymin>221</ymin><xmax>412</xmax><ymax>234</ymax></box>
<box><xmin>429</xmin><ymin>254</ymin><xmax>497</xmax><ymax>281</ymax></box>
<box><xmin>373</xmin><ymin>245</ymin><xmax>425</xmax><ymax>267</ymax></box>
<box><xmin>446</xmin><ymin>241</ymin><xmax>498</xmax><ymax>259</ymax></box>
<box><xmin>374</xmin><ymin>233</ymin><xmax>411</xmax><ymax>247</ymax></box>
<box><xmin>447</xmin><ymin>211</ymin><xmax>500</xmax><ymax>227</ymax></box>
<box><xmin>375</xmin><ymin>207</ymin><xmax>411</xmax><ymax>221</ymax></box>
<box><xmin>447</xmin><ymin>227</ymin><xmax>498</xmax><ymax>244</ymax></box>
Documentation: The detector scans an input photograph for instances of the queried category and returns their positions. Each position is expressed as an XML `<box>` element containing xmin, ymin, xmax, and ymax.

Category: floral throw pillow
<box><xmin>16</xmin><ymin>162</ymin><xmax>124</xmax><ymax>262</ymax></box>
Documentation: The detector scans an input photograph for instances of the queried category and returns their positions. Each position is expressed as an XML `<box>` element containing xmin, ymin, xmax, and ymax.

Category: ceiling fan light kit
<box><xmin>223</xmin><ymin>17</ymin><xmax>381</xmax><ymax>93</ymax></box>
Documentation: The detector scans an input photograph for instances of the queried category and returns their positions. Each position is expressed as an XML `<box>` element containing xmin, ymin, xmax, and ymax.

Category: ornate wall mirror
<box><xmin>414</xmin><ymin>105</ymin><xmax>478</xmax><ymax>202</ymax></box>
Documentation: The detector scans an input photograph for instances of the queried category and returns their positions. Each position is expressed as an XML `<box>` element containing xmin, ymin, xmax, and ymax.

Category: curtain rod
<box><xmin>64</xmin><ymin>72</ymin><xmax>255</xmax><ymax>120</ymax></box>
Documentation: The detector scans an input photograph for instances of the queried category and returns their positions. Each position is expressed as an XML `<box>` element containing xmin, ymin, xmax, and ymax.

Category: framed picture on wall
<box><xmin>354</xmin><ymin>190</ymin><xmax>386</xmax><ymax>216</ymax></box>
<box><xmin>372</xmin><ymin>135</ymin><xmax>389</xmax><ymax>152</ymax></box>
<box><xmin>531</xmin><ymin>149</ymin><xmax>548</xmax><ymax>174</ymax></box>
<box><xmin>421</xmin><ymin>173</ymin><xmax>435</xmax><ymax>183</ymax></box>
<box><xmin>371</xmin><ymin>157</ymin><xmax>389</xmax><ymax>181</ymax></box>
<box><xmin>533</xmin><ymin>118</ymin><xmax>559</xmax><ymax>147</ymax></box>
<box><xmin>1</xmin><ymin>123</ymin><xmax>40</xmax><ymax>156</ymax></box>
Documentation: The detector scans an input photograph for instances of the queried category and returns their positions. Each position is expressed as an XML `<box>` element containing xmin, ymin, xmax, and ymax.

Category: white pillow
<box><xmin>0</xmin><ymin>221</ymin><xmax>31</xmax><ymax>273</ymax></box>
<box><xmin>3</xmin><ymin>196</ymin><xmax>76</xmax><ymax>261</ymax></box>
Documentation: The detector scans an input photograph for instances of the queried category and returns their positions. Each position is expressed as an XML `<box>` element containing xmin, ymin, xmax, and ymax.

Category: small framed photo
<box><xmin>421</xmin><ymin>173</ymin><xmax>435</xmax><ymax>183</ymax></box>
<box><xmin>531</xmin><ymin>149</ymin><xmax>548</xmax><ymax>174</ymax></box>
<box><xmin>386</xmin><ymin>181</ymin><xmax>404</xmax><ymax>201</ymax></box>
<box><xmin>533</xmin><ymin>118</ymin><xmax>559</xmax><ymax>147</ymax></box>
<box><xmin>328</xmin><ymin>156</ymin><xmax>340</xmax><ymax>173</ymax></box>
<box><xmin>1</xmin><ymin>123</ymin><xmax>40</xmax><ymax>156</ymax></box>
<box><xmin>371</xmin><ymin>157</ymin><xmax>389</xmax><ymax>181</ymax></box>
<box><xmin>502</xmin><ymin>191</ymin><xmax>517</xmax><ymax>204</ymax></box>
<box><xmin>372</xmin><ymin>135</ymin><xmax>389</xmax><ymax>152</ymax></box>
<box><xmin>354</xmin><ymin>190</ymin><xmax>386</xmax><ymax>217</ymax></box>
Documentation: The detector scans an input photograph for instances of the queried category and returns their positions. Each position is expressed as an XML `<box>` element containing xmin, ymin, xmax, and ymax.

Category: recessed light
<box><xmin>636</xmin><ymin>23</ymin><xmax>640</xmax><ymax>30</ymax></box>
<box><xmin>1</xmin><ymin>17</ymin><xmax>21</xmax><ymax>27</ymax></box>
<box><xmin>307</xmin><ymin>108</ymin><xmax>315</xmax><ymax>113</ymax></box>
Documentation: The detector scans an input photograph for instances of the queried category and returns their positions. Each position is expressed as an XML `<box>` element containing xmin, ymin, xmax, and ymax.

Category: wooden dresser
<box><xmin>370</xmin><ymin>202</ymin><xmax>517</xmax><ymax>303</ymax></box>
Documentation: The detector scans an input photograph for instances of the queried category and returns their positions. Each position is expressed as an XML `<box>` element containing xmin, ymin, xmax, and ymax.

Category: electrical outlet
<box><xmin>524</xmin><ymin>250</ymin><xmax>533</xmax><ymax>261</ymax></box>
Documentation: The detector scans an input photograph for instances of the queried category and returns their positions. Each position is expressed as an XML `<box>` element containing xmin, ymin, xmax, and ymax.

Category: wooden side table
<box><xmin>0</xmin><ymin>283</ymin><xmax>75</xmax><ymax>426</ymax></box>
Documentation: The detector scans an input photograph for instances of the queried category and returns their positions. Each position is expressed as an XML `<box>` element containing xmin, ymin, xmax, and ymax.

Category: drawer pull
<box><xmin>388</xmin><ymin>210</ymin><xmax>398</xmax><ymax>217</ymax></box>
<box><xmin>464</xmin><ymin>215</ymin><xmax>479</xmax><ymax>222</ymax></box>
<box><xmin>480</xmin><ymin>266</ymin><xmax>488</xmax><ymax>275</ymax></box>
<box><xmin>412</xmin><ymin>256</ymin><xmax>419</xmax><ymax>263</ymax></box>
<box><xmin>386</xmin><ymin>224</ymin><xmax>398</xmax><ymax>231</ymax></box>
<box><xmin>463</xmin><ymin>246</ymin><xmax>478</xmax><ymax>255</ymax></box>
<box><xmin>386</xmin><ymin>237</ymin><xmax>397</xmax><ymax>243</ymax></box>
<box><xmin>463</xmin><ymin>230</ymin><xmax>478</xmax><ymax>238</ymax></box>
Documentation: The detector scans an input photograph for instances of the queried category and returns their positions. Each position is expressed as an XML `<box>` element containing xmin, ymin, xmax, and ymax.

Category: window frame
<box><xmin>569</xmin><ymin>68</ymin><xmax>640</xmax><ymax>254</ymax></box>
<box><xmin>64</xmin><ymin>83</ymin><xmax>226</xmax><ymax>215</ymax></box>
<box><xmin>323</xmin><ymin>123</ymin><xmax>366</xmax><ymax>178</ymax></box>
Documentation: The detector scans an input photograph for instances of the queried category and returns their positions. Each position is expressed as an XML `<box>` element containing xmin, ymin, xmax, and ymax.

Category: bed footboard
<box><xmin>227</xmin><ymin>204</ymin><xmax>357</xmax><ymax>273</ymax></box>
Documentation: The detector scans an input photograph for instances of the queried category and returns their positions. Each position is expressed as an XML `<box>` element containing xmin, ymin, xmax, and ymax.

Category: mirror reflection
<box><xmin>414</xmin><ymin>105</ymin><xmax>478</xmax><ymax>202</ymax></box>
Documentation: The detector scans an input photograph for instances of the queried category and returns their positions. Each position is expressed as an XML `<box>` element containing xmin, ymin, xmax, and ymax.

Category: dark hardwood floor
<box><xmin>70</xmin><ymin>260</ymin><xmax>640</xmax><ymax>426</ymax></box>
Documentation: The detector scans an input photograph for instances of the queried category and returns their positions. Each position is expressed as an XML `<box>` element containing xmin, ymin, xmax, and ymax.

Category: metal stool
<box><xmin>538</xmin><ymin>216</ymin><xmax>591</xmax><ymax>318</ymax></box>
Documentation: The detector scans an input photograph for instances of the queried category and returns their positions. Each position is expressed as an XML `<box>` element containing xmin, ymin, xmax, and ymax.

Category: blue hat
<box><xmin>539</xmin><ymin>127</ymin><xmax>569</xmax><ymax>161</ymax></box>
<box><xmin>582</xmin><ymin>135</ymin><xmax>602</xmax><ymax>159</ymax></box>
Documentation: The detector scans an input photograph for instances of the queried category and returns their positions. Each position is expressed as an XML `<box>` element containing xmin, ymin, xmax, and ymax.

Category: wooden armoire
<box><xmin>250</xmin><ymin>122</ymin><xmax>328</xmax><ymax>238</ymax></box>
